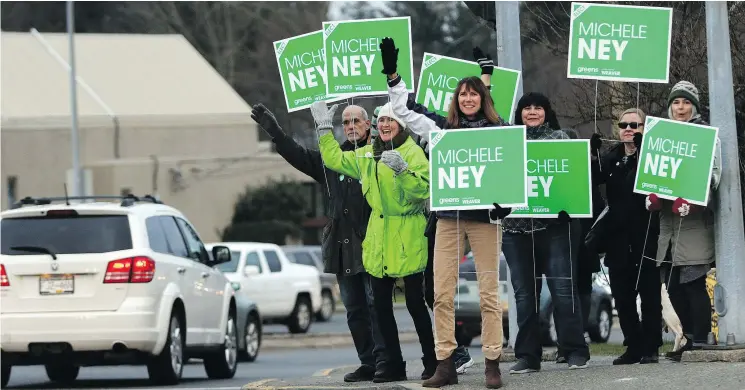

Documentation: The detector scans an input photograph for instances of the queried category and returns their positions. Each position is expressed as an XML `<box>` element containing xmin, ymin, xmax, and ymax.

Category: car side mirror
<box><xmin>243</xmin><ymin>265</ymin><xmax>261</xmax><ymax>277</ymax></box>
<box><xmin>211</xmin><ymin>246</ymin><xmax>231</xmax><ymax>265</ymax></box>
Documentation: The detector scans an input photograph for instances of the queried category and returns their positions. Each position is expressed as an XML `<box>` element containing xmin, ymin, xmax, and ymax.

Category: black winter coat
<box><xmin>272</xmin><ymin>132</ymin><xmax>371</xmax><ymax>276</ymax></box>
<box><xmin>593</xmin><ymin>144</ymin><xmax>660</xmax><ymax>269</ymax></box>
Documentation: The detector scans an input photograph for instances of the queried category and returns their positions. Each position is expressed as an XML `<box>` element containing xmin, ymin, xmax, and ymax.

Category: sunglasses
<box><xmin>618</xmin><ymin>122</ymin><xmax>643</xmax><ymax>129</ymax></box>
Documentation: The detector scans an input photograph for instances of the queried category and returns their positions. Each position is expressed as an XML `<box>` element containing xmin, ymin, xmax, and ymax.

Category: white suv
<box><xmin>0</xmin><ymin>195</ymin><xmax>239</xmax><ymax>388</ymax></box>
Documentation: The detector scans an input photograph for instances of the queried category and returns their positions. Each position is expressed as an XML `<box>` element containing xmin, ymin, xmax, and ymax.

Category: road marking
<box><xmin>312</xmin><ymin>367</ymin><xmax>335</xmax><ymax>376</ymax></box>
<box><xmin>242</xmin><ymin>378</ymin><xmax>278</xmax><ymax>389</ymax></box>
<box><xmin>615</xmin><ymin>377</ymin><xmax>638</xmax><ymax>382</ymax></box>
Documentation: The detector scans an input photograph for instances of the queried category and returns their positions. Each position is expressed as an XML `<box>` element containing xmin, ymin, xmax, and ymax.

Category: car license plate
<box><xmin>39</xmin><ymin>274</ymin><xmax>74</xmax><ymax>295</ymax></box>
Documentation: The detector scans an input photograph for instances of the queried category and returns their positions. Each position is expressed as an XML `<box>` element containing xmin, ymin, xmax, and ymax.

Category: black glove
<box><xmin>379</xmin><ymin>37</ymin><xmax>399</xmax><ymax>75</ymax></box>
<box><xmin>489</xmin><ymin>203</ymin><xmax>512</xmax><ymax>220</ymax></box>
<box><xmin>251</xmin><ymin>103</ymin><xmax>283</xmax><ymax>138</ymax></box>
<box><xmin>590</xmin><ymin>133</ymin><xmax>602</xmax><ymax>156</ymax></box>
<box><xmin>558</xmin><ymin>210</ymin><xmax>572</xmax><ymax>223</ymax></box>
<box><xmin>473</xmin><ymin>47</ymin><xmax>494</xmax><ymax>76</ymax></box>
<box><xmin>633</xmin><ymin>132</ymin><xmax>643</xmax><ymax>149</ymax></box>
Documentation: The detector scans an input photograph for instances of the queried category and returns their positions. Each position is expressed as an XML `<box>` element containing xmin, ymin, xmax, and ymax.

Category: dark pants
<box><xmin>338</xmin><ymin>272</ymin><xmax>387</xmax><ymax>369</ymax></box>
<box><xmin>666</xmin><ymin>267</ymin><xmax>711</xmax><ymax>343</ymax></box>
<box><xmin>608</xmin><ymin>262</ymin><xmax>662</xmax><ymax>356</ymax></box>
<box><xmin>503</xmin><ymin>222</ymin><xmax>589</xmax><ymax>365</ymax></box>
<box><xmin>370</xmin><ymin>273</ymin><xmax>436</xmax><ymax>366</ymax></box>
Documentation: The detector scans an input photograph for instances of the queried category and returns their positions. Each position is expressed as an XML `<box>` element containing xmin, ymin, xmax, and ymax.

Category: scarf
<box><xmin>373</xmin><ymin>131</ymin><xmax>409</xmax><ymax>161</ymax></box>
<box><xmin>526</xmin><ymin>122</ymin><xmax>555</xmax><ymax>140</ymax></box>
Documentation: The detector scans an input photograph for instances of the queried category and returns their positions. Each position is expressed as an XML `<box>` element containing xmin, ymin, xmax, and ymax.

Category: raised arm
<box><xmin>406</xmin><ymin>93</ymin><xmax>448</xmax><ymax>129</ymax></box>
<box><xmin>251</xmin><ymin>104</ymin><xmax>326</xmax><ymax>184</ymax></box>
<box><xmin>310</xmin><ymin>101</ymin><xmax>362</xmax><ymax>180</ymax></box>
<box><xmin>387</xmin><ymin>75</ymin><xmax>442</xmax><ymax>145</ymax></box>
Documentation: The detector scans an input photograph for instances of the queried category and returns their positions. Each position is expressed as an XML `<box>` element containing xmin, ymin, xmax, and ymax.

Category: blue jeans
<box><xmin>337</xmin><ymin>272</ymin><xmax>387</xmax><ymax>369</ymax></box>
<box><xmin>502</xmin><ymin>221</ymin><xmax>589</xmax><ymax>365</ymax></box>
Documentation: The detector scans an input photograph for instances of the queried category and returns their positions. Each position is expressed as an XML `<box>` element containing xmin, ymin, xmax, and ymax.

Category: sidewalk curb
<box><xmin>682</xmin><ymin>348</ymin><xmax>745</xmax><ymax>362</ymax></box>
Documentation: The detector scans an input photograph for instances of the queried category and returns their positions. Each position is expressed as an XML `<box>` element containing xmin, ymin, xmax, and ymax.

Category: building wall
<box><xmin>1</xmin><ymin>118</ymin><xmax>316</xmax><ymax>242</ymax></box>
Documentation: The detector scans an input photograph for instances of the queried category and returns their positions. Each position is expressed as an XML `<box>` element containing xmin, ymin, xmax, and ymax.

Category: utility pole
<box><xmin>67</xmin><ymin>0</ymin><xmax>83</xmax><ymax>197</ymax></box>
<box><xmin>706</xmin><ymin>2</ymin><xmax>745</xmax><ymax>345</ymax></box>
<box><xmin>495</xmin><ymin>0</ymin><xmax>524</xmax><ymax>348</ymax></box>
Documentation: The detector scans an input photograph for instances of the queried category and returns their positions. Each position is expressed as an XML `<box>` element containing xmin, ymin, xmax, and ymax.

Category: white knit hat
<box><xmin>376</xmin><ymin>103</ymin><xmax>407</xmax><ymax>129</ymax></box>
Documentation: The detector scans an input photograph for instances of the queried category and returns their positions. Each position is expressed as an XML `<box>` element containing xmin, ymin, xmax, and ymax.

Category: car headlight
<box><xmin>231</xmin><ymin>282</ymin><xmax>241</xmax><ymax>291</ymax></box>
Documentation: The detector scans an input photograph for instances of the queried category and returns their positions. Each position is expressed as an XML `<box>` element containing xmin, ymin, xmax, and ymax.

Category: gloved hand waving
<box><xmin>590</xmin><ymin>133</ymin><xmax>602</xmax><ymax>157</ymax></box>
<box><xmin>310</xmin><ymin>101</ymin><xmax>340</xmax><ymax>136</ymax></box>
<box><xmin>379</xmin><ymin>37</ymin><xmax>399</xmax><ymax>76</ymax></box>
<box><xmin>380</xmin><ymin>150</ymin><xmax>408</xmax><ymax>175</ymax></box>
<box><xmin>251</xmin><ymin>104</ymin><xmax>283</xmax><ymax>139</ymax></box>
<box><xmin>489</xmin><ymin>203</ymin><xmax>512</xmax><ymax>220</ymax></box>
<box><xmin>633</xmin><ymin>132</ymin><xmax>643</xmax><ymax>149</ymax></box>
<box><xmin>473</xmin><ymin>47</ymin><xmax>494</xmax><ymax>76</ymax></box>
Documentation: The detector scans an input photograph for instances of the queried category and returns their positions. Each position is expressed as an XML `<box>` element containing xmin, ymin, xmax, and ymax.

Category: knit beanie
<box><xmin>667</xmin><ymin>81</ymin><xmax>700</xmax><ymax>112</ymax></box>
<box><xmin>376</xmin><ymin>103</ymin><xmax>406</xmax><ymax>130</ymax></box>
<box><xmin>370</xmin><ymin>105</ymin><xmax>382</xmax><ymax>136</ymax></box>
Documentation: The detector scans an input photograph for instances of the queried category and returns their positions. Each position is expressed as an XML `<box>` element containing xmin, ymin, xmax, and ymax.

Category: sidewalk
<box><xmin>243</xmin><ymin>355</ymin><xmax>745</xmax><ymax>390</ymax></box>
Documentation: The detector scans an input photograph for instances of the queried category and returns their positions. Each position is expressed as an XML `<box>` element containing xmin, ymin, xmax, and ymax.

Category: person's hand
<box><xmin>310</xmin><ymin>101</ymin><xmax>340</xmax><ymax>136</ymax></box>
<box><xmin>380</xmin><ymin>150</ymin><xmax>408</xmax><ymax>175</ymax></box>
<box><xmin>633</xmin><ymin>132</ymin><xmax>643</xmax><ymax>149</ymax></box>
<box><xmin>489</xmin><ymin>203</ymin><xmax>512</xmax><ymax>220</ymax></box>
<box><xmin>251</xmin><ymin>104</ymin><xmax>283</xmax><ymax>138</ymax></box>
<box><xmin>590</xmin><ymin>133</ymin><xmax>602</xmax><ymax>156</ymax></box>
<box><xmin>379</xmin><ymin>37</ymin><xmax>399</xmax><ymax>76</ymax></box>
<box><xmin>672</xmin><ymin>197</ymin><xmax>700</xmax><ymax>217</ymax></box>
<box><xmin>473</xmin><ymin>47</ymin><xmax>494</xmax><ymax>76</ymax></box>
<box><xmin>558</xmin><ymin>210</ymin><xmax>572</xmax><ymax>223</ymax></box>
<box><xmin>645</xmin><ymin>193</ymin><xmax>662</xmax><ymax>211</ymax></box>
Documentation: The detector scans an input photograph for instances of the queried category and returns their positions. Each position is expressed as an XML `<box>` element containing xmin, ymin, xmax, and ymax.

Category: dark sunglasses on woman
<box><xmin>618</xmin><ymin>122</ymin><xmax>643</xmax><ymax>129</ymax></box>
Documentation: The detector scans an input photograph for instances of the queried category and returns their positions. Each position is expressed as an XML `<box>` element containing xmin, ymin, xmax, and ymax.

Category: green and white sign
<box><xmin>274</xmin><ymin>30</ymin><xmax>342</xmax><ymax>112</ymax></box>
<box><xmin>567</xmin><ymin>2</ymin><xmax>673</xmax><ymax>83</ymax></box>
<box><xmin>414</xmin><ymin>53</ymin><xmax>521</xmax><ymax>123</ymax></box>
<box><xmin>429</xmin><ymin>126</ymin><xmax>528</xmax><ymax>211</ymax></box>
<box><xmin>506</xmin><ymin>140</ymin><xmax>593</xmax><ymax>218</ymax></box>
<box><xmin>633</xmin><ymin>116</ymin><xmax>719</xmax><ymax>206</ymax></box>
<box><xmin>323</xmin><ymin>17</ymin><xmax>414</xmax><ymax>97</ymax></box>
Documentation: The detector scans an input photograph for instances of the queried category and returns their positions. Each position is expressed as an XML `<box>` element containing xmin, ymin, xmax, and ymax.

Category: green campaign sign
<box><xmin>323</xmin><ymin>17</ymin><xmax>414</xmax><ymax>97</ymax></box>
<box><xmin>506</xmin><ymin>140</ymin><xmax>593</xmax><ymax>218</ymax></box>
<box><xmin>274</xmin><ymin>30</ymin><xmax>342</xmax><ymax>112</ymax></box>
<box><xmin>429</xmin><ymin>126</ymin><xmax>528</xmax><ymax>211</ymax></box>
<box><xmin>633</xmin><ymin>117</ymin><xmax>719</xmax><ymax>206</ymax></box>
<box><xmin>414</xmin><ymin>53</ymin><xmax>521</xmax><ymax>123</ymax></box>
<box><xmin>567</xmin><ymin>2</ymin><xmax>673</xmax><ymax>83</ymax></box>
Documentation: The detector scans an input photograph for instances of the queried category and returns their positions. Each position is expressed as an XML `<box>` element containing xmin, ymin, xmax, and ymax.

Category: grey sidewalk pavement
<box><xmin>243</xmin><ymin>355</ymin><xmax>745</xmax><ymax>390</ymax></box>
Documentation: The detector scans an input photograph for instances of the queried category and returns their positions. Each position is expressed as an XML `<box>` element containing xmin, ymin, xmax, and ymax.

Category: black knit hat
<box><xmin>513</xmin><ymin>92</ymin><xmax>561</xmax><ymax>129</ymax></box>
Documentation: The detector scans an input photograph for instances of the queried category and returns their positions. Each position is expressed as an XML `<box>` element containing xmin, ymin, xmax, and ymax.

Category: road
<box><xmin>4</xmin><ymin>344</ymin><xmax>433</xmax><ymax>389</ymax></box>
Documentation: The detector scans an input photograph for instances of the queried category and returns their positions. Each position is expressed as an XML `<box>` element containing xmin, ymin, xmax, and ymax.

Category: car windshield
<box><xmin>1</xmin><ymin>215</ymin><xmax>133</xmax><ymax>255</ymax></box>
<box><xmin>214</xmin><ymin>251</ymin><xmax>242</xmax><ymax>273</ymax></box>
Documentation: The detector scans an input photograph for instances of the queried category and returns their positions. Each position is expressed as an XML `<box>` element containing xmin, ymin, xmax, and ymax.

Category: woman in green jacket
<box><xmin>310</xmin><ymin>100</ymin><xmax>436</xmax><ymax>383</ymax></box>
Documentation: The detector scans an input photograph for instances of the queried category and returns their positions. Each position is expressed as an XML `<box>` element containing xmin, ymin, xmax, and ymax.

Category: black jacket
<box><xmin>593</xmin><ymin>144</ymin><xmax>660</xmax><ymax>269</ymax></box>
<box><xmin>272</xmin><ymin>132</ymin><xmax>371</xmax><ymax>276</ymax></box>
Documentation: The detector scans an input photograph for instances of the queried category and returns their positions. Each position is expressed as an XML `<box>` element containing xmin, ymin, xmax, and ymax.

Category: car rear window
<box><xmin>1</xmin><ymin>215</ymin><xmax>133</xmax><ymax>255</ymax></box>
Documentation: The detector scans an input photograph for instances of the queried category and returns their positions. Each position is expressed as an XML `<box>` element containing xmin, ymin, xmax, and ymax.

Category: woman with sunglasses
<box><xmin>591</xmin><ymin>108</ymin><xmax>662</xmax><ymax>364</ymax></box>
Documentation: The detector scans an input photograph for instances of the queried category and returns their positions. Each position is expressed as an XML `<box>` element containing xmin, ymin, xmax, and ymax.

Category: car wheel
<box><xmin>45</xmin><ymin>362</ymin><xmax>79</xmax><ymax>384</ymax></box>
<box><xmin>147</xmin><ymin>311</ymin><xmax>184</xmax><ymax>385</ymax></box>
<box><xmin>316</xmin><ymin>290</ymin><xmax>335</xmax><ymax>322</ymax></box>
<box><xmin>1</xmin><ymin>364</ymin><xmax>10</xmax><ymax>388</ymax></box>
<box><xmin>204</xmin><ymin>310</ymin><xmax>239</xmax><ymax>379</ymax></box>
<box><xmin>239</xmin><ymin>313</ymin><xmax>261</xmax><ymax>362</ymax></box>
<box><xmin>287</xmin><ymin>296</ymin><xmax>312</xmax><ymax>334</ymax></box>
<box><xmin>454</xmin><ymin>323</ymin><xmax>473</xmax><ymax>347</ymax></box>
<box><xmin>589</xmin><ymin>302</ymin><xmax>613</xmax><ymax>343</ymax></box>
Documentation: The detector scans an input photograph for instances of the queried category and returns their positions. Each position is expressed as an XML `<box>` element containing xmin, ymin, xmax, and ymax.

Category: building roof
<box><xmin>1</xmin><ymin>32</ymin><xmax>253</xmax><ymax>128</ymax></box>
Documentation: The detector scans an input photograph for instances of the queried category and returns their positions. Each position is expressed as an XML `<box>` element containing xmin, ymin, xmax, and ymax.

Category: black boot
<box><xmin>344</xmin><ymin>365</ymin><xmax>375</xmax><ymax>382</ymax></box>
<box><xmin>421</xmin><ymin>357</ymin><xmax>438</xmax><ymax>380</ymax></box>
<box><xmin>612</xmin><ymin>349</ymin><xmax>642</xmax><ymax>365</ymax></box>
<box><xmin>373</xmin><ymin>361</ymin><xmax>407</xmax><ymax>383</ymax></box>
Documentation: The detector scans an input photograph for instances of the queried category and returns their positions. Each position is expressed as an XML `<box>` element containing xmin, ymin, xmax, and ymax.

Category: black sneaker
<box><xmin>612</xmin><ymin>351</ymin><xmax>641</xmax><ymax>365</ymax></box>
<box><xmin>554</xmin><ymin>350</ymin><xmax>567</xmax><ymax>364</ymax></box>
<box><xmin>452</xmin><ymin>346</ymin><xmax>474</xmax><ymax>374</ymax></box>
<box><xmin>640</xmin><ymin>353</ymin><xmax>659</xmax><ymax>364</ymax></box>
<box><xmin>344</xmin><ymin>365</ymin><xmax>375</xmax><ymax>382</ymax></box>
<box><xmin>567</xmin><ymin>355</ymin><xmax>589</xmax><ymax>370</ymax></box>
<box><xmin>509</xmin><ymin>359</ymin><xmax>540</xmax><ymax>374</ymax></box>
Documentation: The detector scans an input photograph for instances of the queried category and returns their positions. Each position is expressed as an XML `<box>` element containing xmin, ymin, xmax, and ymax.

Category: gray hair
<box><xmin>343</xmin><ymin>105</ymin><xmax>369</xmax><ymax>120</ymax></box>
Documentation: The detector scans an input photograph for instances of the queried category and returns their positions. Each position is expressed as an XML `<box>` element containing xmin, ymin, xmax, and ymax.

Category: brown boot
<box><xmin>421</xmin><ymin>357</ymin><xmax>458</xmax><ymax>387</ymax></box>
<box><xmin>485</xmin><ymin>357</ymin><xmax>503</xmax><ymax>389</ymax></box>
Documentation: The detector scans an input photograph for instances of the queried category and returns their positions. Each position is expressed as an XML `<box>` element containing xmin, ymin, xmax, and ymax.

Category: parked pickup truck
<box><xmin>206</xmin><ymin>242</ymin><xmax>322</xmax><ymax>334</ymax></box>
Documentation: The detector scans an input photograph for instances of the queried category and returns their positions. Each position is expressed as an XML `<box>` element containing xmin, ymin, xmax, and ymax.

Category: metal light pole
<box><xmin>67</xmin><ymin>0</ymin><xmax>83</xmax><ymax>197</ymax></box>
<box><xmin>495</xmin><ymin>0</ymin><xmax>524</xmax><ymax>348</ymax></box>
<box><xmin>705</xmin><ymin>1</ymin><xmax>745</xmax><ymax>345</ymax></box>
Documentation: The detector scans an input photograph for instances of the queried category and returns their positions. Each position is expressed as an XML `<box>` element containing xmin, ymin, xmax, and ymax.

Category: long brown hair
<box><xmin>446</xmin><ymin>76</ymin><xmax>502</xmax><ymax>129</ymax></box>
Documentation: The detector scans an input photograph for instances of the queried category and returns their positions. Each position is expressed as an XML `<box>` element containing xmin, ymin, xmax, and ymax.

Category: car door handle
<box><xmin>201</xmin><ymin>272</ymin><xmax>210</xmax><ymax>278</ymax></box>
<box><xmin>177</xmin><ymin>267</ymin><xmax>186</xmax><ymax>274</ymax></box>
